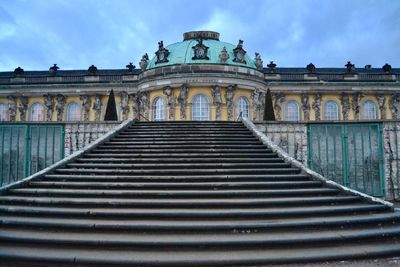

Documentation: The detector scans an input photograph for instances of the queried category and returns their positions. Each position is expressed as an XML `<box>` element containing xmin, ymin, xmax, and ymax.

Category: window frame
<box><xmin>0</xmin><ymin>103</ymin><xmax>8</xmax><ymax>121</ymax></box>
<box><xmin>236</xmin><ymin>96</ymin><xmax>250</xmax><ymax>119</ymax></box>
<box><xmin>284</xmin><ymin>100</ymin><xmax>300</xmax><ymax>121</ymax></box>
<box><xmin>65</xmin><ymin>102</ymin><xmax>82</xmax><ymax>122</ymax></box>
<box><xmin>361</xmin><ymin>100</ymin><xmax>377</xmax><ymax>120</ymax></box>
<box><xmin>323</xmin><ymin>100</ymin><xmax>339</xmax><ymax>121</ymax></box>
<box><xmin>29</xmin><ymin>102</ymin><xmax>45</xmax><ymax>122</ymax></box>
<box><xmin>152</xmin><ymin>96</ymin><xmax>166</xmax><ymax>121</ymax></box>
<box><xmin>191</xmin><ymin>94</ymin><xmax>210</xmax><ymax>121</ymax></box>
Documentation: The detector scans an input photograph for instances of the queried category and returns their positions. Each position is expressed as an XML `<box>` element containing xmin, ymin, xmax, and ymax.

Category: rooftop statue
<box><xmin>13</xmin><ymin>67</ymin><xmax>24</xmax><ymax>76</ymax></box>
<box><xmin>254</xmin><ymin>53</ymin><xmax>263</xmax><ymax>71</ymax></box>
<box><xmin>139</xmin><ymin>53</ymin><xmax>149</xmax><ymax>70</ymax></box>
<box><xmin>306</xmin><ymin>63</ymin><xmax>316</xmax><ymax>74</ymax></box>
<box><xmin>49</xmin><ymin>64</ymin><xmax>59</xmax><ymax>75</ymax></box>
<box><xmin>233</xmin><ymin>40</ymin><xmax>246</xmax><ymax>64</ymax></box>
<box><xmin>155</xmin><ymin>40</ymin><xmax>169</xmax><ymax>64</ymax></box>
<box><xmin>126</xmin><ymin>62</ymin><xmax>135</xmax><ymax>72</ymax></box>
<box><xmin>219</xmin><ymin>46</ymin><xmax>230</xmax><ymax>63</ymax></box>
<box><xmin>88</xmin><ymin>65</ymin><xmax>98</xmax><ymax>74</ymax></box>
<box><xmin>267</xmin><ymin>61</ymin><xmax>277</xmax><ymax>73</ymax></box>
<box><xmin>345</xmin><ymin>61</ymin><xmax>355</xmax><ymax>73</ymax></box>
<box><xmin>383</xmin><ymin>63</ymin><xmax>392</xmax><ymax>73</ymax></box>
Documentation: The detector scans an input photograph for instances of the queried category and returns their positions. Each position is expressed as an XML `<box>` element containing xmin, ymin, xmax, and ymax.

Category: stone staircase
<box><xmin>0</xmin><ymin>121</ymin><xmax>399</xmax><ymax>266</ymax></box>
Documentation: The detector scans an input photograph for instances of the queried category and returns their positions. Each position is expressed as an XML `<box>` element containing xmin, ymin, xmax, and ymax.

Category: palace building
<box><xmin>0</xmin><ymin>30</ymin><xmax>399</xmax><ymax>123</ymax></box>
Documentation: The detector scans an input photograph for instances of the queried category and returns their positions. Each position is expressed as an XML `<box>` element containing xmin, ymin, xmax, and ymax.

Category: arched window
<box><xmin>29</xmin><ymin>103</ymin><xmax>45</xmax><ymax>121</ymax></box>
<box><xmin>323</xmin><ymin>100</ymin><xmax>339</xmax><ymax>120</ymax></box>
<box><xmin>362</xmin><ymin>101</ymin><xmax>377</xmax><ymax>120</ymax></box>
<box><xmin>237</xmin><ymin>96</ymin><xmax>250</xmax><ymax>118</ymax></box>
<box><xmin>192</xmin><ymin>94</ymin><xmax>210</xmax><ymax>120</ymax></box>
<box><xmin>0</xmin><ymin>103</ymin><xmax>8</xmax><ymax>121</ymax></box>
<box><xmin>284</xmin><ymin>100</ymin><xmax>300</xmax><ymax>121</ymax></box>
<box><xmin>152</xmin><ymin>97</ymin><xmax>166</xmax><ymax>121</ymax></box>
<box><xmin>66</xmin><ymin>102</ymin><xmax>81</xmax><ymax>121</ymax></box>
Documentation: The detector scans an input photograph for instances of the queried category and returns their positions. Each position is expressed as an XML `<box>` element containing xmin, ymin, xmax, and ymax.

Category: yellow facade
<box><xmin>147</xmin><ymin>87</ymin><xmax>253</xmax><ymax>121</ymax></box>
<box><xmin>0</xmin><ymin>91</ymin><xmax>393</xmax><ymax>122</ymax></box>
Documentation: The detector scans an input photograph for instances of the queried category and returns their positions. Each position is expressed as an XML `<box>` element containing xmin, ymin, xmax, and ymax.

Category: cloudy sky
<box><xmin>0</xmin><ymin>0</ymin><xmax>399</xmax><ymax>71</ymax></box>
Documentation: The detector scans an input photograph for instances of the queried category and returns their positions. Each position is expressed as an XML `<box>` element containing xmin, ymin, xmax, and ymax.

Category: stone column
<box><xmin>129</xmin><ymin>93</ymin><xmax>139</xmax><ymax>120</ymax></box>
<box><xmin>178</xmin><ymin>84</ymin><xmax>188</xmax><ymax>120</ymax></box>
<box><xmin>376</xmin><ymin>94</ymin><xmax>387</xmax><ymax>120</ymax></box>
<box><xmin>351</xmin><ymin>92</ymin><xmax>364</xmax><ymax>120</ymax></box>
<box><xmin>340</xmin><ymin>93</ymin><xmax>350</xmax><ymax>121</ymax></box>
<box><xmin>120</xmin><ymin>91</ymin><xmax>129</xmax><ymax>121</ymax></box>
<box><xmin>389</xmin><ymin>94</ymin><xmax>399</xmax><ymax>119</ymax></box>
<box><xmin>226</xmin><ymin>84</ymin><xmax>236</xmax><ymax>121</ymax></box>
<box><xmin>312</xmin><ymin>93</ymin><xmax>322</xmax><ymax>121</ymax></box>
<box><xmin>18</xmin><ymin>96</ymin><xmax>28</xmax><ymax>122</ymax></box>
<box><xmin>7</xmin><ymin>96</ymin><xmax>16</xmax><ymax>122</ymax></box>
<box><xmin>56</xmin><ymin>94</ymin><xmax>66</xmax><ymax>121</ymax></box>
<box><xmin>80</xmin><ymin>95</ymin><xmax>91</xmax><ymax>122</ymax></box>
<box><xmin>138</xmin><ymin>91</ymin><xmax>149</xmax><ymax>120</ymax></box>
<box><xmin>301</xmin><ymin>94</ymin><xmax>310</xmax><ymax>121</ymax></box>
<box><xmin>252</xmin><ymin>89</ymin><xmax>261</xmax><ymax>121</ymax></box>
<box><xmin>43</xmin><ymin>94</ymin><xmax>54</xmax><ymax>121</ymax></box>
<box><xmin>163</xmin><ymin>86</ymin><xmax>175</xmax><ymax>120</ymax></box>
<box><xmin>211</xmin><ymin>85</ymin><xmax>222</xmax><ymax>120</ymax></box>
<box><xmin>93</xmin><ymin>94</ymin><xmax>103</xmax><ymax>121</ymax></box>
<box><xmin>272</xmin><ymin>92</ymin><xmax>285</xmax><ymax>121</ymax></box>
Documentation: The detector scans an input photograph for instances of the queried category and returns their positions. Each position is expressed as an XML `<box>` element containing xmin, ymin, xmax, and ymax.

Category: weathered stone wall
<box><xmin>64</xmin><ymin>122</ymin><xmax>121</xmax><ymax>156</ymax></box>
<box><xmin>382</xmin><ymin>122</ymin><xmax>400</xmax><ymax>201</ymax></box>
<box><xmin>254</xmin><ymin>122</ymin><xmax>308</xmax><ymax>164</ymax></box>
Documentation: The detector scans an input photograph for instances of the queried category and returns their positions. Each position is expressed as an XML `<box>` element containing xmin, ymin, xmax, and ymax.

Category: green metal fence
<box><xmin>0</xmin><ymin>124</ymin><xmax>64</xmax><ymax>187</ymax></box>
<box><xmin>307</xmin><ymin>123</ymin><xmax>385</xmax><ymax>197</ymax></box>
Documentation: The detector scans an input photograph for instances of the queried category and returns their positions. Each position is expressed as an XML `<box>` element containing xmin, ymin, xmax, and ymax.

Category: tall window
<box><xmin>323</xmin><ymin>100</ymin><xmax>339</xmax><ymax>120</ymax></box>
<box><xmin>66</xmin><ymin>102</ymin><xmax>81</xmax><ymax>121</ymax></box>
<box><xmin>362</xmin><ymin>101</ymin><xmax>377</xmax><ymax>120</ymax></box>
<box><xmin>29</xmin><ymin>103</ymin><xmax>45</xmax><ymax>121</ymax></box>
<box><xmin>237</xmin><ymin>96</ymin><xmax>249</xmax><ymax>118</ymax></box>
<box><xmin>192</xmin><ymin>94</ymin><xmax>210</xmax><ymax>120</ymax></box>
<box><xmin>152</xmin><ymin>97</ymin><xmax>166</xmax><ymax>121</ymax></box>
<box><xmin>0</xmin><ymin>103</ymin><xmax>8</xmax><ymax>121</ymax></box>
<box><xmin>284</xmin><ymin>100</ymin><xmax>300</xmax><ymax>121</ymax></box>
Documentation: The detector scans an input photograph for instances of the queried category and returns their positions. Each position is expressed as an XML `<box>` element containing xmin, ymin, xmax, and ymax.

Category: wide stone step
<box><xmin>0</xmin><ymin>195</ymin><xmax>361</xmax><ymax>208</ymax></box>
<box><xmin>1</xmin><ymin>212</ymin><xmax>398</xmax><ymax>231</ymax></box>
<box><xmin>133</xmin><ymin>121</ymin><xmax>243</xmax><ymax>126</ymax></box>
<box><xmin>112</xmin><ymin>136</ymin><xmax>258</xmax><ymax>141</ymax></box>
<box><xmin>8</xmin><ymin>188</ymin><xmax>340</xmax><ymax>198</ymax></box>
<box><xmin>66</xmin><ymin>162</ymin><xmax>292</xmax><ymax>169</ymax></box>
<box><xmin>42</xmin><ymin>174</ymin><xmax>311</xmax><ymax>182</ymax></box>
<box><xmin>129</xmin><ymin>126</ymin><xmax>247</xmax><ymax>130</ymax></box>
<box><xmin>1</xmin><ymin>240</ymin><xmax>399</xmax><ymax>266</ymax></box>
<box><xmin>120</xmin><ymin>131</ymin><xmax>252</xmax><ymax>136</ymax></box>
<box><xmin>75</xmin><ymin>157</ymin><xmax>285</xmax><ymax>163</ymax></box>
<box><xmin>27</xmin><ymin>180</ymin><xmax>322</xmax><ymax>190</ymax></box>
<box><xmin>104</xmin><ymin>140</ymin><xmax>262</xmax><ymax>145</ymax></box>
<box><xmin>117</xmin><ymin>133</ymin><xmax>254</xmax><ymax>138</ymax></box>
<box><xmin>95</xmin><ymin>144</ymin><xmax>268</xmax><ymax>149</ymax></box>
<box><xmin>123</xmin><ymin>128</ymin><xmax>250</xmax><ymax>132</ymax></box>
<box><xmin>0</xmin><ymin>204</ymin><xmax>388</xmax><ymax>219</ymax></box>
<box><xmin>1</xmin><ymin>225</ymin><xmax>399</xmax><ymax>248</ymax></box>
<box><xmin>118</xmin><ymin>131</ymin><xmax>254</xmax><ymax>138</ymax></box>
<box><xmin>89</xmin><ymin>148</ymin><xmax>274</xmax><ymax>153</ymax></box>
<box><xmin>84</xmin><ymin>152</ymin><xmax>279</xmax><ymax>158</ymax></box>
<box><xmin>128</xmin><ymin>122</ymin><xmax>245</xmax><ymax>129</ymax></box>
<box><xmin>53</xmin><ymin>167</ymin><xmax>301</xmax><ymax>175</ymax></box>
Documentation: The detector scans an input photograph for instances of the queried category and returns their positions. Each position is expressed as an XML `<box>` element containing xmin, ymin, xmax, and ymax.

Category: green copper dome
<box><xmin>146</xmin><ymin>31</ymin><xmax>257</xmax><ymax>70</ymax></box>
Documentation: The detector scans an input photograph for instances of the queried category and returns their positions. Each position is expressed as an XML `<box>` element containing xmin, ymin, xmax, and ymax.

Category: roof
<box><xmin>146</xmin><ymin>39</ymin><xmax>257</xmax><ymax>70</ymax></box>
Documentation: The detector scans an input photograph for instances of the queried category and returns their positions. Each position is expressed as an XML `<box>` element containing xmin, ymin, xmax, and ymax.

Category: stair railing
<box><xmin>236</xmin><ymin>112</ymin><xmax>243</xmax><ymax>121</ymax></box>
<box><xmin>138</xmin><ymin>113</ymin><xmax>150</xmax><ymax>121</ymax></box>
